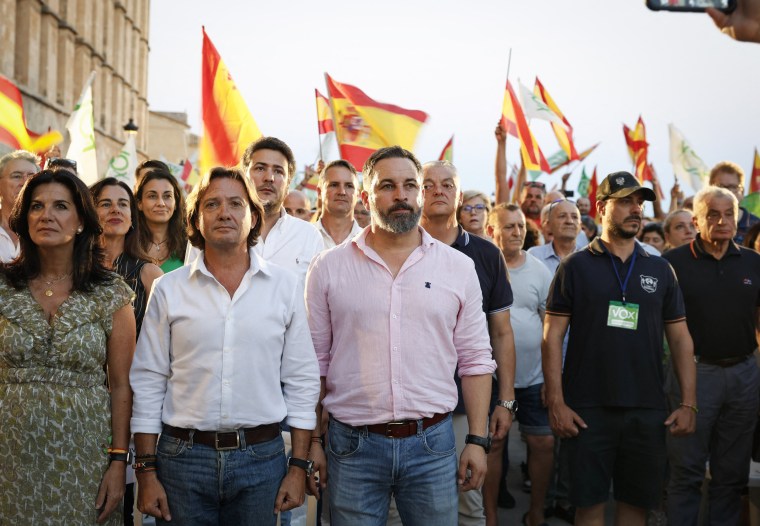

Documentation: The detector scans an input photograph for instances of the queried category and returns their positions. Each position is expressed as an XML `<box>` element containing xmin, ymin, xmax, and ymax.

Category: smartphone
<box><xmin>646</xmin><ymin>0</ymin><xmax>736</xmax><ymax>12</ymax></box>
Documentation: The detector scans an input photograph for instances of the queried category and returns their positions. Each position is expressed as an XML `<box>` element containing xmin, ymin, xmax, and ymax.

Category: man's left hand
<box><xmin>457</xmin><ymin>444</ymin><xmax>487</xmax><ymax>492</ymax></box>
<box><xmin>273</xmin><ymin>469</ymin><xmax>306</xmax><ymax>514</ymax></box>
<box><xmin>489</xmin><ymin>405</ymin><xmax>513</xmax><ymax>440</ymax></box>
<box><xmin>665</xmin><ymin>406</ymin><xmax>697</xmax><ymax>436</ymax></box>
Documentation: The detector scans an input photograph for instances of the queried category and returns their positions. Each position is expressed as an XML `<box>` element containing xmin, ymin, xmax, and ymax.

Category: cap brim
<box><xmin>608</xmin><ymin>186</ymin><xmax>657</xmax><ymax>202</ymax></box>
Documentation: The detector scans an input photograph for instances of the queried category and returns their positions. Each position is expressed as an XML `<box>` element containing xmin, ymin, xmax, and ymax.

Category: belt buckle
<box><xmin>385</xmin><ymin>421</ymin><xmax>408</xmax><ymax>438</ymax></box>
<box><xmin>215</xmin><ymin>431</ymin><xmax>240</xmax><ymax>450</ymax></box>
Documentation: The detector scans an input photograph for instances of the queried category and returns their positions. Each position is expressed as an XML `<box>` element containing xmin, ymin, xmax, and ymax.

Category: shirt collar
<box><xmin>188</xmin><ymin>247</ymin><xmax>271</xmax><ymax>278</ymax></box>
<box><xmin>689</xmin><ymin>234</ymin><xmax>741</xmax><ymax>260</ymax></box>
<box><xmin>353</xmin><ymin>225</ymin><xmax>436</xmax><ymax>253</ymax></box>
<box><xmin>588</xmin><ymin>237</ymin><xmax>650</xmax><ymax>259</ymax></box>
<box><xmin>451</xmin><ymin>225</ymin><xmax>470</xmax><ymax>248</ymax></box>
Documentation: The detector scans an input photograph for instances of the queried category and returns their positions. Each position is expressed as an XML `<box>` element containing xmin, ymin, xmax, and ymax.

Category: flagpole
<box><xmin>314</xmin><ymin>89</ymin><xmax>324</xmax><ymax>162</ymax></box>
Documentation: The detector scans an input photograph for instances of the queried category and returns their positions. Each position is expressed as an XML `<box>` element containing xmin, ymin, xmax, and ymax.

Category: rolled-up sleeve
<box><xmin>455</xmin><ymin>262</ymin><xmax>496</xmax><ymax>377</ymax></box>
<box><xmin>130</xmin><ymin>279</ymin><xmax>171</xmax><ymax>434</ymax></box>
<box><xmin>281</xmin><ymin>282</ymin><xmax>320</xmax><ymax>430</ymax></box>
<box><xmin>305</xmin><ymin>254</ymin><xmax>333</xmax><ymax>377</ymax></box>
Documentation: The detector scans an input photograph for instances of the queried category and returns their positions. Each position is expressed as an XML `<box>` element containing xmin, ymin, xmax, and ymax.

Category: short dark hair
<box><xmin>90</xmin><ymin>177</ymin><xmax>147</xmax><ymax>262</ymax></box>
<box><xmin>241</xmin><ymin>137</ymin><xmax>296</xmax><ymax>180</ymax></box>
<box><xmin>136</xmin><ymin>159</ymin><xmax>170</xmax><ymax>180</ymax></box>
<box><xmin>186</xmin><ymin>167</ymin><xmax>264</xmax><ymax>250</ymax></box>
<box><xmin>4</xmin><ymin>169</ymin><xmax>113</xmax><ymax>291</ymax></box>
<box><xmin>641</xmin><ymin>222</ymin><xmax>665</xmax><ymax>240</ymax></box>
<box><xmin>134</xmin><ymin>169</ymin><xmax>188</xmax><ymax>260</ymax></box>
<box><xmin>319</xmin><ymin>159</ymin><xmax>358</xmax><ymax>187</ymax></box>
<box><xmin>362</xmin><ymin>146</ymin><xmax>422</xmax><ymax>187</ymax></box>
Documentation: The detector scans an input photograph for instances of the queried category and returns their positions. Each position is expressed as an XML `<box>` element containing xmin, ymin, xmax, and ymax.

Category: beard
<box><xmin>372</xmin><ymin>202</ymin><xmax>422</xmax><ymax>234</ymax></box>
<box><xmin>607</xmin><ymin>217</ymin><xmax>640</xmax><ymax>239</ymax></box>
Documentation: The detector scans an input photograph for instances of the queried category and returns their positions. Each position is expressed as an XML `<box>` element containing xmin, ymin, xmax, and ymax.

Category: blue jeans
<box><xmin>328</xmin><ymin>415</ymin><xmax>458</xmax><ymax>526</ymax></box>
<box><xmin>155</xmin><ymin>432</ymin><xmax>287</xmax><ymax>526</ymax></box>
<box><xmin>667</xmin><ymin>357</ymin><xmax>760</xmax><ymax>526</ymax></box>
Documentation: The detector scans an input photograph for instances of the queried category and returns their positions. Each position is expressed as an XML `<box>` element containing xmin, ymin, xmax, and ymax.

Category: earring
<box><xmin>76</xmin><ymin>227</ymin><xmax>83</xmax><ymax>234</ymax></box>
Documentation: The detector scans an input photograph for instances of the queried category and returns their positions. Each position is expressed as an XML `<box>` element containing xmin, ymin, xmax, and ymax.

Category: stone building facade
<box><xmin>0</xmin><ymin>0</ymin><xmax>150</xmax><ymax>172</ymax></box>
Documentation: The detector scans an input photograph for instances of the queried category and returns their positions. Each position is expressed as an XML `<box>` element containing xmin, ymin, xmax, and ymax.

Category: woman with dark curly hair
<box><xmin>0</xmin><ymin>169</ymin><xmax>136</xmax><ymax>524</ymax></box>
<box><xmin>134</xmin><ymin>169</ymin><xmax>187</xmax><ymax>273</ymax></box>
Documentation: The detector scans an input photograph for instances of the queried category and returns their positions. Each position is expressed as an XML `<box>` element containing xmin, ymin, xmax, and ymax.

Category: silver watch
<box><xmin>496</xmin><ymin>399</ymin><xmax>518</xmax><ymax>415</ymax></box>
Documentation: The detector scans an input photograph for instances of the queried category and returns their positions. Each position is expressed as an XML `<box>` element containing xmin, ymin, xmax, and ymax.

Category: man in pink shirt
<box><xmin>305</xmin><ymin>146</ymin><xmax>496</xmax><ymax>525</ymax></box>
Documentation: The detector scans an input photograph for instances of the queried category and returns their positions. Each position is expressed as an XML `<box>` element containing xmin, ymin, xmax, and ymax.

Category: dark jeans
<box><xmin>667</xmin><ymin>356</ymin><xmax>760</xmax><ymax>526</ymax></box>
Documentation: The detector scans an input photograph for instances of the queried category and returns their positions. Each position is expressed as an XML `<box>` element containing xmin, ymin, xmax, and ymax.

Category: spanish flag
<box><xmin>0</xmin><ymin>75</ymin><xmax>62</xmax><ymax>153</ymax></box>
<box><xmin>325</xmin><ymin>74</ymin><xmax>428</xmax><ymax>170</ymax></box>
<box><xmin>501</xmin><ymin>80</ymin><xmax>550</xmax><ymax>173</ymax></box>
<box><xmin>315</xmin><ymin>89</ymin><xmax>334</xmax><ymax>134</ymax></box>
<box><xmin>439</xmin><ymin>135</ymin><xmax>453</xmax><ymax>162</ymax></box>
<box><xmin>534</xmin><ymin>78</ymin><xmax>579</xmax><ymax>161</ymax></box>
<box><xmin>623</xmin><ymin>116</ymin><xmax>653</xmax><ymax>183</ymax></box>
<box><xmin>751</xmin><ymin>148</ymin><xmax>760</xmax><ymax>194</ymax></box>
<box><xmin>200</xmin><ymin>28</ymin><xmax>261</xmax><ymax>174</ymax></box>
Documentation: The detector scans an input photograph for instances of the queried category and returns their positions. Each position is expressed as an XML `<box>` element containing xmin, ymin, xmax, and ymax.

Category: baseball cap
<box><xmin>596</xmin><ymin>171</ymin><xmax>657</xmax><ymax>202</ymax></box>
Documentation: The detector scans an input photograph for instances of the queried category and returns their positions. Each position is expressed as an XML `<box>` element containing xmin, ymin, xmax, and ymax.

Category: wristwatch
<box><xmin>288</xmin><ymin>456</ymin><xmax>314</xmax><ymax>476</ymax></box>
<box><xmin>108</xmin><ymin>450</ymin><xmax>133</xmax><ymax>464</ymax></box>
<box><xmin>465</xmin><ymin>434</ymin><xmax>492</xmax><ymax>454</ymax></box>
<box><xmin>496</xmin><ymin>399</ymin><xmax>518</xmax><ymax>415</ymax></box>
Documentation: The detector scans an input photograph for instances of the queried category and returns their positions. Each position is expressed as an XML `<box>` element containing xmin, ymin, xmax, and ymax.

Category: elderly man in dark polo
<box><xmin>664</xmin><ymin>185</ymin><xmax>760</xmax><ymax>526</ymax></box>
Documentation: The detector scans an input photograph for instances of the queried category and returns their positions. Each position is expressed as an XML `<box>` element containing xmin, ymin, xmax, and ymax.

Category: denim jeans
<box><xmin>667</xmin><ymin>357</ymin><xmax>760</xmax><ymax>526</ymax></box>
<box><xmin>328</xmin><ymin>415</ymin><xmax>458</xmax><ymax>526</ymax></box>
<box><xmin>155</xmin><ymin>432</ymin><xmax>287</xmax><ymax>526</ymax></box>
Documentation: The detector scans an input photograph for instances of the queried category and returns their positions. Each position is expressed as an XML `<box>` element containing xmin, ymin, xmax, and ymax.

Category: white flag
<box><xmin>65</xmin><ymin>71</ymin><xmax>98</xmax><ymax>185</ymax></box>
<box><xmin>669</xmin><ymin>123</ymin><xmax>708</xmax><ymax>192</ymax></box>
<box><xmin>105</xmin><ymin>134</ymin><xmax>137</xmax><ymax>188</ymax></box>
<box><xmin>518</xmin><ymin>79</ymin><xmax>564</xmax><ymax>126</ymax></box>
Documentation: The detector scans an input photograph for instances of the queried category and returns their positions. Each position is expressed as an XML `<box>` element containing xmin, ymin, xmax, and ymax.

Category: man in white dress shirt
<box><xmin>315</xmin><ymin>160</ymin><xmax>363</xmax><ymax>250</ymax></box>
<box><xmin>131</xmin><ymin>167</ymin><xmax>320</xmax><ymax>525</ymax></box>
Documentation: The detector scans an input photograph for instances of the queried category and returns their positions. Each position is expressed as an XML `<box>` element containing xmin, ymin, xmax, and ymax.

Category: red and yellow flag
<box><xmin>534</xmin><ymin>78</ymin><xmax>579</xmax><ymax>161</ymax></box>
<box><xmin>315</xmin><ymin>89</ymin><xmax>334</xmax><ymax>134</ymax></box>
<box><xmin>623</xmin><ymin>116</ymin><xmax>653</xmax><ymax>183</ymax></box>
<box><xmin>588</xmin><ymin>166</ymin><xmax>599</xmax><ymax>219</ymax></box>
<box><xmin>325</xmin><ymin>73</ymin><xmax>428</xmax><ymax>170</ymax></box>
<box><xmin>439</xmin><ymin>135</ymin><xmax>453</xmax><ymax>162</ymax></box>
<box><xmin>501</xmin><ymin>80</ymin><xmax>550</xmax><ymax>173</ymax></box>
<box><xmin>750</xmin><ymin>148</ymin><xmax>760</xmax><ymax>194</ymax></box>
<box><xmin>0</xmin><ymin>75</ymin><xmax>62</xmax><ymax>153</ymax></box>
<box><xmin>200</xmin><ymin>28</ymin><xmax>262</xmax><ymax>174</ymax></box>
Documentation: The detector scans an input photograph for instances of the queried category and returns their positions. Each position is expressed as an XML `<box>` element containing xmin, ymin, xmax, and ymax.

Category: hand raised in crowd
<box><xmin>458</xmin><ymin>443</ymin><xmax>488</xmax><ymax>492</ymax></box>
<box><xmin>136</xmin><ymin>473</ymin><xmax>172</xmax><ymax>521</ymax></box>
<box><xmin>489</xmin><ymin>405</ymin><xmax>513</xmax><ymax>440</ymax></box>
<box><xmin>547</xmin><ymin>401</ymin><xmax>588</xmax><ymax>438</ymax></box>
<box><xmin>307</xmin><ymin>441</ymin><xmax>328</xmax><ymax>497</ymax></box>
<box><xmin>664</xmin><ymin>405</ymin><xmax>697</xmax><ymax>436</ymax></box>
<box><xmin>671</xmin><ymin>180</ymin><xmax>684</xmax><ymax>203</ymax></box>
<box><xmin>95</xmin><ymin>463</ymin><xmax>127</xmax><ymax>524</ymax></box>
<box><xmin>494</xmin><ymin>122</ymin><xmax>507</xmax><ymax>144</ymax></box>
<box><xmin>708</xmin><ymin>0</ymin><xmax>760</xmax><ymax>43</ymax></box>
<box><xmin>273</xmin><ymin>468</ymin><xmax>307</xmax><ymax>514</ymax></box>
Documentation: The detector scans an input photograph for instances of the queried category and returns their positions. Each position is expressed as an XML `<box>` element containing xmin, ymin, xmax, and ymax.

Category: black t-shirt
<box><xmin>664</xmin><ymin>236</ymin><xmax>760</xmax><ymax>360</ymax></box>
<box><xmin>546</xmin><ymin>238</ymin><xmax>686</xmax><ymax>410</ymax></box>
<box><xmin>451</xmin><ymin>227</ymin><xmax>513</xmax><ymax>413</ymax></box>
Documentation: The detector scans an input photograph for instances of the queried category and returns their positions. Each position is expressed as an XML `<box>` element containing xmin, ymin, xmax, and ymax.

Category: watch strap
<box><xmin>288</xmin><ymin>456</ymin><xmax>313</xmax><ymax>474</ymax></box>
<box><xmin>465</xmin><ymin>434</ymin><xmax>491</xmax><ymax>454</ymax></box>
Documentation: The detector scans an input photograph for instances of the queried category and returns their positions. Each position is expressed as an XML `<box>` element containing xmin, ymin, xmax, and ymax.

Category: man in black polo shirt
<box><xmin>418</xmin><ymin>160</ymin><xmax>516</xmax><ymax>526</ymax></box>
<box><xmin>543</xmin><ymin>171</ymin><xmax>697</xmax><ymax>526</ymax></box>
<box><xmin>664</xmin><ymin>186</ymin><xmax>760</xmax><ymax>526</ymax></box>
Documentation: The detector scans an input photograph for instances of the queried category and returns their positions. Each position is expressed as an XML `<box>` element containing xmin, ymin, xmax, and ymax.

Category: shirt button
<box><xmin>393</xmin><ymin>346</ymin><xmax>398</xmax><ymax>351</ymax></box>
<box><xmin>392</xmin><ymin>314</ymin><xmax>397</xmax><ymax>319</ymax></box>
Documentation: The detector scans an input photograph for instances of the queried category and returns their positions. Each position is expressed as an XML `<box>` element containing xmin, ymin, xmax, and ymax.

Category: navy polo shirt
<box><xmin>546</xmin><ymin>238</ymin><xmax>686</xmax><ymax>410</ymax></box>
<box><xmin>664</xmin><ymin>236</ymin><xmax>760</xmax><ymax>361</ymax></box>
<box><xmin>451</xmin><ymin>226</ymin><xmax>513</xmax><ymax>413</ymax></box>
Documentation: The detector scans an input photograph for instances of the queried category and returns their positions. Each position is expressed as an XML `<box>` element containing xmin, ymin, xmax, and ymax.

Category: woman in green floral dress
<box><xmin>0</xmin><ymin>168</ymin><xmax>136</xmax><ymax>524</ymax></box>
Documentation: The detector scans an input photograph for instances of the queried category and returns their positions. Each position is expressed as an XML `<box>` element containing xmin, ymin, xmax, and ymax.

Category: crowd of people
<box><xmin>0</xmin><ymin>123</ymin><xmax>758</xmax><ymax>526</ymax></box>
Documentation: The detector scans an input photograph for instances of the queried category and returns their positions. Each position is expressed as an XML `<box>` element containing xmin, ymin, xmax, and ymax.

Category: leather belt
<box><xmin>695</xmin><ymin>354</ymin><xmax>751</xmax><ymax>367</ymax></box>
<box><xmin>162</xmin><ymin>423</ymin><xmax>280</xmax><ymax>450</ymax></box>
<box><xmin>363</xmin><ymin>412</ymin><xmax>449</xmax><ymax>438</ymax></box>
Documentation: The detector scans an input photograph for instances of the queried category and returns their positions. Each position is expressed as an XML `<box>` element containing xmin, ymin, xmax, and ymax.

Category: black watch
<box><xmin>496</xmin><ymin>399</ymin><xmax>518</xmax><ymax>415</ymax></box>
<box><xmin>108</xmin><ymin>450</ymin><xmax>133</xmax><ymax>464</ymax></box>
<box><xmin>288</xmin><ymin>456</ymin><xmax>314</xmax><ymax>476</ymax></box>
<box><xmin>465</xmin><ymin>434</ymin><xmax>492</xmax><ymax>454</ymax></box>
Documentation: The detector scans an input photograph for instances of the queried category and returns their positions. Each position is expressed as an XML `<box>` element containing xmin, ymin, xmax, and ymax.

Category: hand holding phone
<box><xmin>646</xmin><ymin>0</ymin><xmax>736</xmax><ymax>12</ymax></box>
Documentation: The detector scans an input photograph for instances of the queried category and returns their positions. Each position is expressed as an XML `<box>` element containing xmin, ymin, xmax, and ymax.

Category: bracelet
<box><xmin>679</xmin><ymin>403</ymin><xmax>699</xmax><ymax>414</ymax></box>
<box><xmin>133</xmin><ymin>460</ymin><xmax>158</xmax><ymax>473</ymax></box>
<box><xmin>107</xmin><ymin>448</ymin><xmax>128</xmax><ymax>454</ymax></box>
<box><xmin>310</xmin><ymin>437</ymin><xmax>324</xmax><ymax>446</ymax></box>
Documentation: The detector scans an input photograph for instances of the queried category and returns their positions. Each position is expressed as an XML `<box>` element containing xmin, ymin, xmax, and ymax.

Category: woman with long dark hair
<box><xmin>134</xmin><ymin>169</ymin><xmax>187</xmax><ymax>272</ymax></box>
<box><xmin>0</xmin><ymin>169</ymin><xmax>136</xmax><ymax>524</ymax></box>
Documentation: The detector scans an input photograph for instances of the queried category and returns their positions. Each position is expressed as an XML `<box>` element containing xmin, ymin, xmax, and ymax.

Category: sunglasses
<box><xmin>524</xmin><ymin>181</ymin><xmax>546</xmax><ymax>190</ymax></box>
<box><xmin>47</xmin><ymin>158</ymin><xmax>78</xmax><ymax>171</ymax></box>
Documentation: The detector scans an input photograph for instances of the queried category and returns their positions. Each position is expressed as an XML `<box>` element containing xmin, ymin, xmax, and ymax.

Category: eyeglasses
<box><xmin>462</xmin><ymin>204</ymin><xmax>488</xmax><ymax>213</ymax></box>
<box><xmin>524</xmin><ymin>181</ymin><xmax>546</xmax><ymax>190</ymax></box>
<box><xmin>47</xmin><ymin>158</ymin><xmax>78</xmax><ymax>172</ymax></box>
<box><xmin>717</xmin><ymin>183</ymin><xmax>743</xmax><ymax>193</ymax></box>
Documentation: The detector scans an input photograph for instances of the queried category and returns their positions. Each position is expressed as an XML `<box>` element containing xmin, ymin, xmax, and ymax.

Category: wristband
<box><xmin>679</xmin><ymin>403</ymin><xmax>699</xmax><ymax>414</ymax></box>
<box><xmin>310</xmin><ymin>436</ymin><xmax>324</xmax><ymax>446</ymax></box>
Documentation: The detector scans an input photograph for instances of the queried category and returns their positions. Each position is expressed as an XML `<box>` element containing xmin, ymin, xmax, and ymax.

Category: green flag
<box><xmin>577</xmin><ymin>166</ymin><xmax>590</xmax><ymax>197</ymax></box>
<box><xmin>741</xmin><ymin>192</ymin><xmax>760</xmax><ymax>218</ymax></box>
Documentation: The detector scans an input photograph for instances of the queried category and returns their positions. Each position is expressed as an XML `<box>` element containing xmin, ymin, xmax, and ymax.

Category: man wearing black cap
<box><xmin>542</xmin><ymin>171</ymin><xmax>697</xmax><ymax>526</ymax></box>
<box><xmin>664</xmin><ymin>185</ymin><xmax>760</xmax><ymax>526</ymax></box>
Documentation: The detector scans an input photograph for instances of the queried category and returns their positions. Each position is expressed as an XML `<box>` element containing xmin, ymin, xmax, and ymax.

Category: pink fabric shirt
<box><xmin>305</xmin><ymin>226</ymin><xmax>496</xmax><ymax>426</ymax></box>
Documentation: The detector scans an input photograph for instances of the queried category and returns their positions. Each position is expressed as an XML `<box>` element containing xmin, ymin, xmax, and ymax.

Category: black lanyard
<box><xmin>608</xmin><ymin>249</ymin><xmax>637</xmax><ymax>304</ymax></box>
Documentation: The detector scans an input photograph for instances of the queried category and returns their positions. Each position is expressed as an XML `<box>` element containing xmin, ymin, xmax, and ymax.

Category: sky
<box><xmin>147</xmin><ymin>0</ymin><xmax>760</xmax><ymax>210</ymax></box>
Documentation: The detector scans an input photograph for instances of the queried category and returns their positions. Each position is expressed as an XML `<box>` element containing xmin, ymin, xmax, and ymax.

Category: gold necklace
<box><xmin>39</xmin><ymin>273</ymin><xmax>72</xmax><ymax>297</ymax></box>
